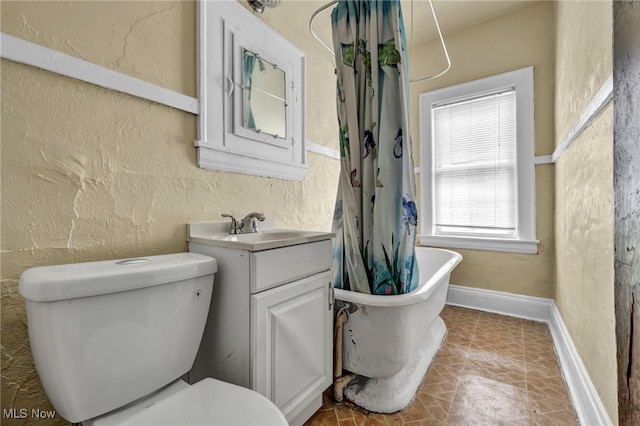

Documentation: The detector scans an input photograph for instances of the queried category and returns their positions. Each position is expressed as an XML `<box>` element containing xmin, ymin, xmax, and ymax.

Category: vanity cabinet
<box><xmin>188</xmin><ymin>238</ymin><xmax>333</xmax><ymax>426</ymax></box>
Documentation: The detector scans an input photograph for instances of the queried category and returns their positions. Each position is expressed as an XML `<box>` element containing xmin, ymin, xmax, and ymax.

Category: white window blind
<box><xmin>432</xmin><ymin>89</ymin><xmax>517</xmax><ymax>237</ymax></box>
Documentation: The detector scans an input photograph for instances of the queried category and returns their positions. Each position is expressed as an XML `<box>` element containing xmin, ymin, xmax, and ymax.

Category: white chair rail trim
<box><xmin>0</xmin><ymin>32</ymin><xmax>200</xmax><ymax>114</ymax></box>
<box><xmin>552</xmin><ymin>74</ymin><xmax>613</xmax><ymax>163</ymax></box>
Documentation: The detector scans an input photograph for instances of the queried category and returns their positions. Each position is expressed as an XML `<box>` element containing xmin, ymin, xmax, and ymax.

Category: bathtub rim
<box><xmin>334</xmin><ymin>247</ymin><xmax>462</xmax><ymax>308</ymax></box>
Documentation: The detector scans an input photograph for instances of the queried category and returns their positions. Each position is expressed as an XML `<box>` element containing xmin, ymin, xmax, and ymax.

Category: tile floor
<box><xmin>305</xmin><ymin>306</ymin><xmax>579</xmax><ymax>425</ymax></box>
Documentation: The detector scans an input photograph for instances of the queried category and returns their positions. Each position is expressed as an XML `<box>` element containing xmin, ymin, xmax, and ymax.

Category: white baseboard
<box><xmin>548</xmin><ymin>303</ymin><xmax>612</xmax><ymax>426</ymax></box>
<box><xmin>446</xmin><ymin>284</ymin><xmax>552</xmax><ymax>322</ymax></box>
<box><xmin>446</xmin><ymin>284</ymin><xmax>612</xmax><ymax>426</ymax></box>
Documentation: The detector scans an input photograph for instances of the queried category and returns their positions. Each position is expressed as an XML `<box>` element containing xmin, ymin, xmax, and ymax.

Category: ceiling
<box><xmin>306</xmin><ymin>0</ymin><xmax>537</xmax><ymax>54</ymax></box>
<box><xmin>403</xmin><ymin>0</ymin><xmax>536</xmax><ymax>44</ymax></box>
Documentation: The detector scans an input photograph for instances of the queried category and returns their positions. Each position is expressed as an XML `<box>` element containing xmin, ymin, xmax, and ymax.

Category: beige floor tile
<box><xmin>304</xmin><ymin>306</ymin><xmax>578</xmax><ymax>426</ymax></box>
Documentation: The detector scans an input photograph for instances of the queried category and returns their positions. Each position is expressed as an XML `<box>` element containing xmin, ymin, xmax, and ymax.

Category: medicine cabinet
<box><xmin>196</xmin><ymin>0</ymin><xmax>307</xmax><ymax>181</ymax></box>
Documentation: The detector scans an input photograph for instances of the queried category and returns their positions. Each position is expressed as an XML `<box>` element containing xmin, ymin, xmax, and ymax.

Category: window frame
<box><xmin>418</xmin><ymin>67</ymin><xmax>539</xmax><ymax>254</ymax></box>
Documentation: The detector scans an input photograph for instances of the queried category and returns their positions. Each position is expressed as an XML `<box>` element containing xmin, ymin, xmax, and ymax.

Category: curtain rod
<box><xmin>308</xmin><ymin>0</ymin><xmax>451</xmax><ymax>83</ymax></box>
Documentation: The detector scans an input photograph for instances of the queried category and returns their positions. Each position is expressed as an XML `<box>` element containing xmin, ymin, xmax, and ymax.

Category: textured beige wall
<box><xmin>410</xmin><ymin>1</ymin><xmax>555</xmax><ymax>298</ymax></box>
<box><xmin>0</xmin><ymin>1</ymin><xmax>339</xmax><ymax>423</ymax></box>
<box><xmin>553</xmin><ymin>0</ymin><xmax>617</xmax><ymax>423</ymax></box>
<box><xmin>554</xmin><ymin>0</ymin><xmax>614</xmax><ymax>142</ymax></box>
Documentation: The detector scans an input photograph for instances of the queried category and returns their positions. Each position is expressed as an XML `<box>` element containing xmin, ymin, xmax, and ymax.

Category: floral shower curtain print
<box><xmin>331</xmin><ymin>0</ymin><xmax>418</xmax><ymax>295</ymax></box>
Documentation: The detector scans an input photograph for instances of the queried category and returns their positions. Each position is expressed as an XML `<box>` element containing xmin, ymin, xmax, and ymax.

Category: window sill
<box><xmin>418</xmin><ymin>234</ymin><xmax>539</xmax><ymax>254</ymax></box>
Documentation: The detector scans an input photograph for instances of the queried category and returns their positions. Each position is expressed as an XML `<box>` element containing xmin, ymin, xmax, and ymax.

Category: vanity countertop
<box><xmin>187</xmin><ymin>221</ymin><xmax>335</xmax><ymax>252</ymax></box>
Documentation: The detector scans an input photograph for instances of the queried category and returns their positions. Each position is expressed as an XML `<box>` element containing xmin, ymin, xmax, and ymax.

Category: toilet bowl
<box><xmin>86</xmin><ymin>378</ymin><xmax>287</xmax><ymax>426</ymax></box>
<box><xmin>19</xmin><ymin>253</ymin><xmax>287</xmax><ymax>425</ymax></box>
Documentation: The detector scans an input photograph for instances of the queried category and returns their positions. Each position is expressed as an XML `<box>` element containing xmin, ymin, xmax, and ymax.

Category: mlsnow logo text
<box><xmin>3</xmin><ymin>408</ymin><xmax>56</xmax><ymax>420</ymax></box>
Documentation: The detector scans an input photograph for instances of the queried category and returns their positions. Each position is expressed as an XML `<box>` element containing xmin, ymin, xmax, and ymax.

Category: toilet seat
<box><xmin>88</xmin><ymin>378</ymin><xmax>288</xmax><ymax>426</ymax></box>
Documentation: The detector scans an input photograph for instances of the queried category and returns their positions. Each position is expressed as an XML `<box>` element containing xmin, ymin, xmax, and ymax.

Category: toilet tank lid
<box><xmin>19</xmin><ymin>253</ymin><xmax>217</xmax><ymax>303</ymax></box>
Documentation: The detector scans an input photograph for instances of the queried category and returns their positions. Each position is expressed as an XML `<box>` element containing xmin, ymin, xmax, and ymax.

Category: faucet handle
<box><xmin>221</xmin><ymin>214</ymin><xmax>240</xmax><ymax>234</ymax></box>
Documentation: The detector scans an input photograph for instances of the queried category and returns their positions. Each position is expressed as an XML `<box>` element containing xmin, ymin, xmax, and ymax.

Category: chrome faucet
<box><xmin>241</xmin><ymin>212</ymin><xmax>265</xmax><ymax>233</ymax></box>
<box><xmin>221</xmin><ymin>212</ymin><xmax>265</xmax><ymax>234</ymax></box>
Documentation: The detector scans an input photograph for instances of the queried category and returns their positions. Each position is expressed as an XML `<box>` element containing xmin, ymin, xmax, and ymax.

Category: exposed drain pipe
<box><xmin>334</xmin><ymin>304</ymin><xmax>355</xmax><ymax>402</ymax></box>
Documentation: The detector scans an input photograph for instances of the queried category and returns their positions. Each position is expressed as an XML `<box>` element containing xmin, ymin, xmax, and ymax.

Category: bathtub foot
<box><xmin>343</xmin><ymin>316</ymin><xmax>447</xmax><ymax>413</ymax></box>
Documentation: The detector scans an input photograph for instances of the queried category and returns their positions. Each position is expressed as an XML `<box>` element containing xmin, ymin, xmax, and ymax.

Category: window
<box><xmin>419</xmin><ymin>67</ymin><xmax>538</xmax><ymax>254</ymax></box>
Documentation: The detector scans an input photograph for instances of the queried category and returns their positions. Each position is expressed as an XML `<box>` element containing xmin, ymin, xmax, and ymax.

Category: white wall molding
<box><xmin>446</xmin><ymin>285</ymin><xmax>612</xmax><ymax>426</ymax></box>
<box><xmin>534</xmin><ymin>154</ymin><xmax>553</xmax><ymax>165</ymax></box>
<box><xmin>306</xmin><ymin>141</ymin><xmax>340</xmax><ymax>160</ymax></box>
<box><xmin>0</xmin><ymin>32</ymin><xmax>200</xmax><ymax>114</ymax></box>
<box><xmin>552</xmin><ymin>74</ymin><xmax>613</xmax><ymax>163</ymax></box>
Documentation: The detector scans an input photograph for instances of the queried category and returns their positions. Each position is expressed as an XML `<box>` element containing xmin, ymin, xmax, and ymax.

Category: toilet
<box><xmin>18</xmin><ymin>253</ymin><xmax>288</xmax><ymax>425</ymax></box>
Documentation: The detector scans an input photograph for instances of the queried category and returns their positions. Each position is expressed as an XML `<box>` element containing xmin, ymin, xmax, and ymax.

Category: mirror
<box><xmin>242</xmin><ymin>49</ymin><xmax>287</xmax><ymax>139</ymax></box>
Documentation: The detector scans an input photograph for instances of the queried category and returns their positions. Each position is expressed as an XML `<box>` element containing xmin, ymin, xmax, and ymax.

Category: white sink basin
<box><xmin>188</xmin><ymin>221</ymin><xmax>334</xmax><ymax>251</ymax></box>
<box><xmin>216</xmin><ymin>231</ymin><xmax>314</xmax><ymax>242</ymax></box>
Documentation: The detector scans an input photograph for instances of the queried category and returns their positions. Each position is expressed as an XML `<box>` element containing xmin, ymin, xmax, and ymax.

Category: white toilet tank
<box><xmin>18</xmin><ymin>253</ymin><xmax>217</xmax><ymax>424</ymax></box>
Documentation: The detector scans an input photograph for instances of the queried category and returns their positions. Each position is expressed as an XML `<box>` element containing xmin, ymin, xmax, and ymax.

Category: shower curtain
<box><xmin>331</xmin><ymin>0</ymin><xmax>418</xmax><ymax>295</ymax></box>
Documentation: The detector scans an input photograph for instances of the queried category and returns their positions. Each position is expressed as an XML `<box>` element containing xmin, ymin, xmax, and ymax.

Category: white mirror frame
<box><xmin>195</xmin><ymin>0</ymin><xmax>306</xmax><ymax>181</ymax></box>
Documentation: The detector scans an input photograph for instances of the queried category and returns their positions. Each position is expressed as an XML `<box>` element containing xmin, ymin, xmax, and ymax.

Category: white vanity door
<box><xmin>251</xmin><ymin>270</ymin><xmax>333</xmax><ymax>424</ymax></box>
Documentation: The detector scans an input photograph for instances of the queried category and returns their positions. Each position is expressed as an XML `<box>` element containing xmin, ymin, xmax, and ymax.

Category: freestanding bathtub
<box><xmin>335</xmin><ymin>247</ymin><xmax>462</xmax><ymax>413</ymax></box>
